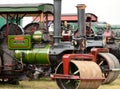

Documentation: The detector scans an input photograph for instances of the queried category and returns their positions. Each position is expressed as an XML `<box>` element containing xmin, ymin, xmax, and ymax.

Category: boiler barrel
<box><xmin>14</xmin><ymin>45</ymin><xmax>50</xmax><ymax>64</ymax></box>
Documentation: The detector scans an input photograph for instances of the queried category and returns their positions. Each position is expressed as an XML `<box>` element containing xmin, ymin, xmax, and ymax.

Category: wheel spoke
<box><xmin>99</xmin><ymin>60</ymin><xmax>104</xmax><ymax>66</ymax></box>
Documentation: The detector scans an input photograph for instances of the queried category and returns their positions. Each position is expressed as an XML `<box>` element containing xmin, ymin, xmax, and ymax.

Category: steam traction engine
<box><xmin>0</xmin><ymin>0</ymin><xmax>119</xmax><ymax>89</ymax></box>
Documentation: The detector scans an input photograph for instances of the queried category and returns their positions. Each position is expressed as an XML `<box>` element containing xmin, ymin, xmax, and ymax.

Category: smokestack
<box><xmin>53</xmin><ymin>0</ymin><xmax>62</xmax><ymax>46</ymax></box>
<box><xmin>76</xmin><ymin>4</ymin><xmax>86</xmax><ymax>37</ymax></box>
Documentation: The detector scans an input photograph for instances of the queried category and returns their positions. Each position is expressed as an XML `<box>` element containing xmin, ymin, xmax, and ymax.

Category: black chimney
<box><xmin>76</xmin><ymin>4</ymin><xmax>86</xmax><ymax>37</ymax></box>
<box><xmin>53</xmin><ymin>0</ymin><xmax>62</xmax><ymax>46</ymax></box>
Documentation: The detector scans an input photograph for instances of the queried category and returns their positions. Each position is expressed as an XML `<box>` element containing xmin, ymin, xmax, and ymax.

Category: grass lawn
<box><xmin>0</xmin><ymin>75</ymin><xmax>119</xmax><ymax>89</ymax></box>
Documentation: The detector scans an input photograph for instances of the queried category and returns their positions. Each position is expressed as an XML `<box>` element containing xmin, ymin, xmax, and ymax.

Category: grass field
<box><xmin>0</xmin><ymin>75</ymin><xmax>119</xmax><ymax>89</ymax></box>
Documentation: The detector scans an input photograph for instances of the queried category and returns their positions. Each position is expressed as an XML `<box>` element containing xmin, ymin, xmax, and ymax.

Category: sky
<box><xmin>0</xmin><ymin>0</ymin><xmax>120</xmax><ymax>25</ymax></box>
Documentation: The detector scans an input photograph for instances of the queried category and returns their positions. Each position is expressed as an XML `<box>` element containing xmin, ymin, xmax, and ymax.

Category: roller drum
<box><xmin>56</xmin><ymin>61</ymin><xmax>103</xmax><ymax>89</ymax></box>
<box><xmin>98</xmin><ymin>53</ymin><xmax>120</xmax><ymax>84</ymax></box>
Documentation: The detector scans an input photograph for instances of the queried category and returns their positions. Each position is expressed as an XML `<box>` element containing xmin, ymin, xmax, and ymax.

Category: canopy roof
<box><xmin>0</xmin><ymin>3</ymin><xmax>53</xmax><ymax>16</ymax></box>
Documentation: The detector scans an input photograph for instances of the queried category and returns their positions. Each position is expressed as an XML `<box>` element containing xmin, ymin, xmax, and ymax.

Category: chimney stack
<box><xmin>76</xmin><ymin>4</ymin><xmax>86</xmax><ymax>37</ymax></box>
<box><xmin>53</xmin><ymin>0</ymin><xmax>62</xmax><ymax>46</ymax></box>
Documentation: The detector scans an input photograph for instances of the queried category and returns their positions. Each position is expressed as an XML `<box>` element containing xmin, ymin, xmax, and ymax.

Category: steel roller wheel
<box><xmin>55</xmin><ymin>61</ymin><xmax>103</xmax><ymax>89</ymax></box>
<box><xmin>97</xmin><ymin>53</ymin><xmax>120</xmax><ymax>84</ymax></box>
<box><xmin>106</xmin><ymin>53</ymin><xmax>120</xmax><ymax>82</ymax></box>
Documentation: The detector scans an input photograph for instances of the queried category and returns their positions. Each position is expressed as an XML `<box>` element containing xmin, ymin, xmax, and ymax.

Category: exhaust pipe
<box><xmin>76</xmin><ymin>4</ymin><xmax>86</xmax><ymax>37</ymax></box>
<box><xmin>53</xmin><ymin>0</ymin><xmax>62</xmax><ymax>46</ymax></box>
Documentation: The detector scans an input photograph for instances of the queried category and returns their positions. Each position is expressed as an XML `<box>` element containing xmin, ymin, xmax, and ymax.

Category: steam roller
<box><xmin>55</xmin><ymin>61</ymin><xmax>103</xmax><ymax>89</ymax></box>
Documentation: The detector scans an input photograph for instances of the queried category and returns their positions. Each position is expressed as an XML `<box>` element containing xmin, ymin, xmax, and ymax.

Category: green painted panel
<box><xmin>15</xmin><ymin>45</ymin><xmax>50</xmax><ymax>64</ymax></box>
<box><xmin>8</xmin><ymin>35</ymin><xmax>32</xmax><ymax>49</ymax></box>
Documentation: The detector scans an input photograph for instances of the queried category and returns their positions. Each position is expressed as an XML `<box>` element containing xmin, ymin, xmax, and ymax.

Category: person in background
<box><xmin>103</xmin><ymin>23</ymin><xmax>115</xmax><ymax>44</ymax></box>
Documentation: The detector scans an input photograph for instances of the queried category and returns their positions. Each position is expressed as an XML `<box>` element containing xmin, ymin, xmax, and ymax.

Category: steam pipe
<box><xmin>53</xmin><ymin>0</ymin><xmax>62</xmax><ymax>46</ymax></box>
<box><xmin>76</xmin><ymin>4</ymin><xmax>86</xmax><ymax>37</ymax></box>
